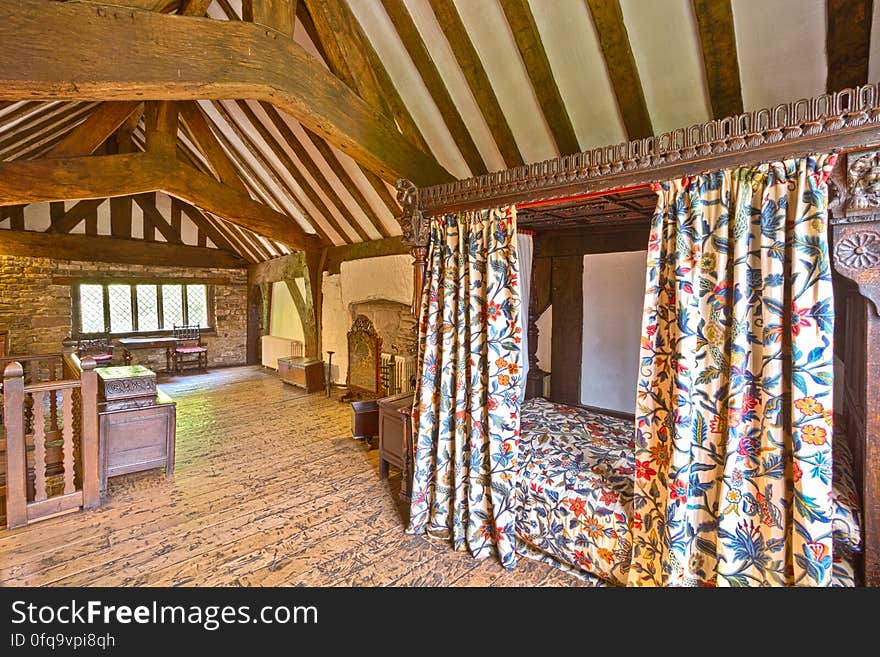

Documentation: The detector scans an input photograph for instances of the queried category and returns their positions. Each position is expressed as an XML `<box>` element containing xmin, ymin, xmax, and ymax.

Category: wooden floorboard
<box><xmin>0</xmin><ymin>366</ymin><xmax>585</xmax><ymax>587</ymax></box>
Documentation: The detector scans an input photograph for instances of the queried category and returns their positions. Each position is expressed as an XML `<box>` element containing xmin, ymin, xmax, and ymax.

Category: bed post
<box><xmin>830</xmin><ymin>150</ymin><xmax>880</xmax><ymax>586</ymax></box>
<box><xmin>396</xmin><ymin>179</ymin><xmax>430</xmax><ymax>499</ymax></box>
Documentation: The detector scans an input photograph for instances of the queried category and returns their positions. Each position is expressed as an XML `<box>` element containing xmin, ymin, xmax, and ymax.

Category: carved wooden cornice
<box><xmin>401</xmin><ymin>84</ymin><xmax>880</xmax><ymax>218</ymax></box>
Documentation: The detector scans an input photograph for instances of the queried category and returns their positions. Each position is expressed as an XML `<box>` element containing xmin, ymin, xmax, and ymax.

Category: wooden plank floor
<box><xmin>0</xmin><ymin>366</ymin><xmax>585</xmax><ymax>587</ymax></box>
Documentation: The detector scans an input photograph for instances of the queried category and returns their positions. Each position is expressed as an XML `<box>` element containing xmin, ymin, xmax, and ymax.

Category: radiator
<box><xmin>261</xmin><ymin>336</ymin><xmax>304</xmax><ymax>369</ymax></box>
<box><xmin>380</xmin><ymin>353</ymin><xmax>417</xmax><ymax>395</ymax></box>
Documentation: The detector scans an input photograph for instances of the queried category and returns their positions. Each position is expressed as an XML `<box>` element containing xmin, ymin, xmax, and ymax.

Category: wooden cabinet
<box><xmin>278</xmin><ymin>356</ymin><xmax>325</xmax><ymax>393</ymax></box>
<box><xmin>378</xmin><ymin>392</ymin><xmax>414</xmax><ymax>499</ymax></box>
<box><xmin>98</xmin><ymin>389</ymin><xmax>176</xmax><ymax>496</ymax></box>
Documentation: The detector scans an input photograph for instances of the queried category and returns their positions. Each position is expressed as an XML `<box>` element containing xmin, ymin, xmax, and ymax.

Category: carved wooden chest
<box><xmin>96</xmin><ymin>365</ymin><xmax>157</xmax><ymax>401</ymax></box>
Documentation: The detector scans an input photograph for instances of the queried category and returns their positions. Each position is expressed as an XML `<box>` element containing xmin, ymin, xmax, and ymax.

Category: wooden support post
<box><xmin>79</xmin><ymin>357</ymin><xmax>100</xmax><ymax>509</ymax></box>
<box><xmin>830</xmin><ymin>150</ymin><xmax>880</xmax><ymax>586</ymax></box>
<box><xmin>3</xmin><ymin>361</ymin><xmax>27</xmax><ymax>529</ymax></box>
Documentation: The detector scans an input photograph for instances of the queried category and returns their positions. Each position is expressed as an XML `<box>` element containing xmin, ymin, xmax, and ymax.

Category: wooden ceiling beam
<box><xmin>692</xmin><ymin>0</ymin><xmax>744</xmax><ymax>119</ymax></box>
<box><xmin>0</xmin><ymin>103</ymin><xmax>97</xmax><ymax>159</ymax></box>
<box><xmin>173</xmin><ymin>127</ymin><xmax>294</xmax><ymax>259</ymax></box>
<box><xmin>46</xmin><ymin>199</ymin><xmax>105</xmax><ymax>234</ymax></box>
<box><xmin>255</xmin><ymin>102</ymin><xmax>372</xmax><ymax>242</ymax></box>
<box><xmin>826</xmin><ymin>0</ymin><xmax>873</xmax><ymax>92</ymax></box>
<box><xmin>428</xmin><ymin>0</ymin><xmax>523</xmax><ymax>168</ymax></box>
<box><xmin>134</xmin><ymin>193</ymin><xmax>184</xmax><ymax>244</ymax></box>
<box><xmin>208</xmin><ymin>100</ymin><xmax>339</xmax><ymax>244</ymax></box>
<box><xmin>44</xmin><ymin>101</ymin><xmax>142</xmax><ymax>158</ymax></box>
<box><xmin>381</xmin><ymin>0</ymin><xmax>486</xmax><ymax>176</ymax></box>
<box><xmin>0</xmin><ymin>152</ymin><xmax>320</xmax><ymax>251</ymax></box>
<box><xmin>499</xmin><ymin>0</ymin><xmax>580</xmax><ymax>154</ymax></box>
<box><xmin>584</xmin><ymin>0</ymin><xmax>653</xmax><ymax>140</ymax></box>
<box><xmin>242</xmin><ymin>0</ymin><xmax>296</xmax><ymax>36</ymax></box>
<box><xmin>0</xmin><ymin>0</ymin><xmax>452</xmax><ymax>186</ymax></box>
<box><xmin>297</xmin><ymin>0</ymin><xmax>432</xmax><ymax>158</ymax></box>
<box><xmin>301</xmin><ymin>128</ymin><xmax>393</xmax><ymax>238</ymax></box>
<box><xmin>179</xmin><ymin>101</ymin><xmax>248</xmax><ymax>193</ymax></box>
<box><xmin>178</xmin><ymin>0</ymin><xmax>213</xmax><ymax>16</ymax></box>
<box><xmin>177</xmin><ymin>201</ymin><xmax>239</xmax><ymax>255</ymax></box>
<box><xmin>0</xmin><ymin>228</ymin><xmax>247</xmax><ymax>269</ymax></box>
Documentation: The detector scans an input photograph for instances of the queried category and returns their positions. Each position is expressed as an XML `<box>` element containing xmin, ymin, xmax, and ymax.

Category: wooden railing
<box><xmin>1</xmin><ymin>344</ymin><xmax>99</xmax><ymax>529</ymax></box>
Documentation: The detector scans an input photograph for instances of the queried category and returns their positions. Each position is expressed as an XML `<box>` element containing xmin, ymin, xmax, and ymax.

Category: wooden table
<box><xmin>117</xmin><ymin>336</ymin><xmax>178</xmax><ymax>372</ymax></box>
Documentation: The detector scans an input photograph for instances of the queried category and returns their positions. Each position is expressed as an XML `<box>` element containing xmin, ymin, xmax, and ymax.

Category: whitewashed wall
<box><xmin>580</xmin><ymin>251</ymin><xmax>647</xmax><ymax>414</ymax></box>
<box><xmin>269</xmin><ymin>280</ymin><xmax>304</xmax><ymax>341</ymax></box>
<box><xmin>321</xmin><ymin>254</ymin><xmax>413</xmax><ymax>385</ymax></box>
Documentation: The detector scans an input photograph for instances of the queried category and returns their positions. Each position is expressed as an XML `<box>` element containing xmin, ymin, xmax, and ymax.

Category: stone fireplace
<box><xmin>349</xmin><ymin>299</ymin><xmax>416</xmax><ymax>357</ymax></box>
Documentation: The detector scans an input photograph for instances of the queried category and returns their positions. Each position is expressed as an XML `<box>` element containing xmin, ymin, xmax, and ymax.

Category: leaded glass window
<box><xmin>79</xmin><ymin>284</ymin><xmax>105</xmax><ymax>334</ymax></box>
<box><xmin>75</xmin><ymin>282</ymin><xmax>212</xmax><ymax>335</ymax></box>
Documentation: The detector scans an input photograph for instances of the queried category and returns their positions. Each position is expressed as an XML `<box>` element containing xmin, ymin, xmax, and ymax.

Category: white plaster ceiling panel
<box><xmin>619</xmin><ymin>0</ymin><xmax>712</xmax><ymax>134</ymax></box>
<box><xmin>529</xmin><ymin>0</ymin><xmax>626</xmax><ymax>149</ymax></box>
<box><xmin>347</xmin><ymin>0</ymin><xmax>473</xmax><ymax>179</ymax></box>
<box><xmin>452</xmin><ymin>0</ymin><xmax>556</xmax><ymax>163</ymax></box>
<box><xmin>403</xmin><ymin>0</ymin><xmax>506</xmax><ymax>172</ymax></box>
<box><xmin>732</xmin><ymin>0</ymin><xmax>826</xmax><ymax>111</ymax></box>
<box><xmin>130</xmin><ymin>203</ymin><xmax>144</xmax><ymax>240</ymax></box>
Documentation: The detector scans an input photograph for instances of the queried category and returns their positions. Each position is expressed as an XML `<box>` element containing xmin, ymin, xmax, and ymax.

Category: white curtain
<box><xmin>516</xmin><ymin>231</ymin><xmax>533</xmax><ymax>398</ymax></box>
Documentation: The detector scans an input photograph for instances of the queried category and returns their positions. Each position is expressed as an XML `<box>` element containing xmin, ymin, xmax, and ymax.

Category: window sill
<box><xmin>76</xmin><ymin>329</ymin><xmax>217</xmax><ymax>340</ymax></box>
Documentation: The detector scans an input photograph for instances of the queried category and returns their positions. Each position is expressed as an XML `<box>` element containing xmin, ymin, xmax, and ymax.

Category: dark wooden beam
<box><xmin>209</xmin><ymin>100</ymin><xmax>340</xmax><ymax>244</ymax></box>
<box><xmin>499</xmin><ymin>0</ymin><xmax>580</xmax><ymax>154</ymax></box>
<box><xmin>254</xmin><ymin>102</ymin><xmax>371</xmax><ymax>242</ymax></box>
<box><xmin>178</xmin><ymin>201</ymin><xmax>240</xmax><ymax>255</ymax></box>
<box><xmin>584</xmin><ymin>0</ymin><xmax>653</xmax><ymax>139</ymax></box>
<box><xmin>323</xmin><ymin>237</ymin><xmax>408</xmax><ymax>275</ymax></box>
<box><xmin>0</xmin><ymin>0</ymin><xmax>452</xmax><ymax>186</ymax></box>
<box><xmin>0</xmin><ymin>228</ymin><xmax>246</xmax><ymax>268</ymax></box>
<box><xmin>242</xmin><ymin>0</ymin><xmax>295</xmax><ymax>36</ymax></box>
<box><xmin>0</xmin><ymin>103</ymin><xmax>97</xmax><ymax>160</ymax></box>
<box><xmin>44</xmin><ymin>102</ymin><xmax>142</xmax><ymax>158</ymax></box>
<box><xmin>549</xmin><ymin>255</ymin><xmax>583</xmax><ymax>405</ymax></box>
<box><xmin>826</xmin><ymin>0</ymin><xmax>873</xmax><ymax>92</ymax></box>
<box><xmin>298</xmin><ymin>0</ymin><xmax>433</xmax><ymax>158</ymax></box>
<box><xmin>46</xmin><ymin>199</ymin><xmax>105</xmax><ymax>234</ymax></box>
<box><xmin>179</xmin><ymin>0</ymin><xmax>213</xmax><ymax>16</ymax></box>
<box><xmin>428</xmin><ymin>0</ymin><xmax>523</xmax><ymax>168</ymax></box>
<box><xmin>134</xmin><ymin>193</ymin><xmax>184</xmax><ymax>244</ymax></box>
<box><xmin>692</xmin><ymin>0</ymin><xmax>743</xmax><ymax>119</ymax></box>
<box><xmin>0</xmin><ymin>152</ymin><xmax>321</xmax><ymax>251</ymax></box>
<box><xmin>179</xmin><ymin>101</ymin><xmax>248</xmax><ymax>193</ymax></box>
<box><xmin>381</xmin><ymin>0</ymin><xmax>486</xmax><ymax>176</ymax></box>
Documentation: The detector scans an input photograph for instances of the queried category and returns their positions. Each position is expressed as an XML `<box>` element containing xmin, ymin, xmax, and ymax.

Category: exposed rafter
<box><xmin>692</xmin><ymin>0</ymin><xmax>744</xmax><ymax>119</ymax></box>
<box><xmin>826</xmin><ymin>0</ymin><xmax>873</xmax><ymax>92</ymax></box>
<box><xmin>45</xmin><ymin>102</ymin><xmax>142</xmax><ymax>158</ymax></box>
<box><xmin>427</xmin><ymin>0</ymin><xmax>523</xmax><ymax>168</ymax></box>
<box><xmin>0</xmin><ymin>0</ymin><xmax>453</xmax><ymax>186</ymax></box>
<box><xmin>381</xmin><ymin>0</ymin><xmax>487</xmax><ymax>176</ymax></box>
<box><xmin>499</xmin><ymin>0</ymin><xmax>580</xmax><ymax>155</ymax></box>
<box><xmin>584</xmin><ymin>0</ymin><xmax>653</xmax><ymax>140</ymax></box>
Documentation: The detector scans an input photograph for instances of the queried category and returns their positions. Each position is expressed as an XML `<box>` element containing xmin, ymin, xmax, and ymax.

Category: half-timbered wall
<box><xmin>0</xmin><ymin>255</ymin><xmax>247</xmax><ymax>369</ymax></box>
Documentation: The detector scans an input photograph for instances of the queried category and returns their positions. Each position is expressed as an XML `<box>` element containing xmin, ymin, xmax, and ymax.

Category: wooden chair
<box><xmin>76</xmin><ymin>336</ymin><xmax>115</xmax><ymax>366</ymax></box>
<box><xmin>171</xmin><ymin>325</ymin><xmax>208</xmax><ymax>373</ymax></box>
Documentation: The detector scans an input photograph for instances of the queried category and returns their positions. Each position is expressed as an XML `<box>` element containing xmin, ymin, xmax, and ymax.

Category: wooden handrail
<box><xmin>23</xmin><ymin>379</ymin><xmax>81</xmax><ymax>393</ymax></box>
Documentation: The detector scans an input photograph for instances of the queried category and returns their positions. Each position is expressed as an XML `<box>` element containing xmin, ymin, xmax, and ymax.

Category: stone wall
<box><xmin>0</xmin><ymin>254</ymin><xmax>247</xmax><ymax>370</ymax></box>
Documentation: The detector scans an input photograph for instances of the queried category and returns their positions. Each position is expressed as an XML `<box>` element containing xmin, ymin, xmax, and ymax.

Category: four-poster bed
<box><xmin>396</xmin><ymin>83</ymin><xmax>880</xmax><ymax>586</ymax></box>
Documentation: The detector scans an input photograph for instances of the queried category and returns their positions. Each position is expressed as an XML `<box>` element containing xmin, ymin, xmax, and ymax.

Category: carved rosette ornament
<box><xmin>847</xmin><ymin>150</ymin><xmax>880</xmax><ymax>214</ymax></box>
<box><xmin>835</xmin><ymin>232</ymin><xmax>880</xmax><ymax>270</ymax></box>
<box><xmin>395</xmin><ymin>178</ymin><xmax>430</xmax><ymax>248</ymax></box>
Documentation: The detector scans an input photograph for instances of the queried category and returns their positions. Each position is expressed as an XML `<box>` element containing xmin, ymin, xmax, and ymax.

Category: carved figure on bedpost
<box><xmin>396</xmin><ymin>178</ymin><xmax>430</xmax><ymax>500</ymax></box>
<box><xmin>830</xmin><ymin>149</ymin><xmax>880</xmax><ymax>587</ymax></box>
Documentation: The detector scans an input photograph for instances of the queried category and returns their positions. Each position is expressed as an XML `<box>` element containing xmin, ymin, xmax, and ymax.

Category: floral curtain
<box><xmin>407</xmin><ymin>206</ymin><xmax>524</xmax><ymax>569</ymax></box>
<box><xmin>629</xmin><ymin>155</ymin><xmax>837</xmax><ymax>586</ymax></box>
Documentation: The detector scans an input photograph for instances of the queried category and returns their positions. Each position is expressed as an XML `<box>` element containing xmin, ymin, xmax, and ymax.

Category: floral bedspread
<box><xmin>832</xmin><ymin>437</ymin><xmax>862</xmax><ymax>587</ymax></box>
<box><xmin>516</xmin><ymin>398</ymin><xmax>635</xmax><ymax>585</ymax></box>
<box><xmin>516</xmin><ymin>399</ymin><xmax>862</xmax><ymax>587</ymax></box>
